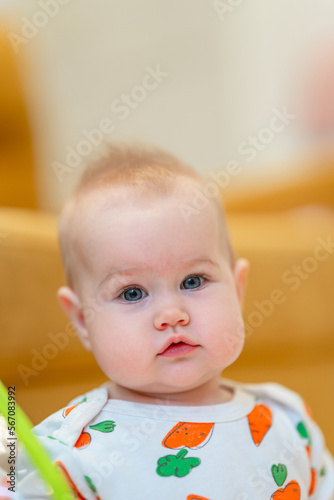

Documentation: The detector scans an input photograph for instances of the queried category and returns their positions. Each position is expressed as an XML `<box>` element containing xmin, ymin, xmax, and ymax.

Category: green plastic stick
<box><xmin>0</xmin><ymin>380</ymin><xmax>74</xmax><ymax>499</ymax></box>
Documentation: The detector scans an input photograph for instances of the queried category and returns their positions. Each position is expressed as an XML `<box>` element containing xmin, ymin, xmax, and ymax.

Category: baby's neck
<box><xmin>106</xmin><ymin>379</ymin><xmax>234</xmax><ymax>406</ymax></box>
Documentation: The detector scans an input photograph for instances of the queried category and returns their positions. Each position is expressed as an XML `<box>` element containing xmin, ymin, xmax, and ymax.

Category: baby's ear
<box><xmin>233</xmin><ymin>258</ymin><xmax>249</xmax><ymax>309</ymax></box>
<box><xmin>57</xmin><ymin>286</ymin><xmax>92</xmax><ymax>351</ymax></box>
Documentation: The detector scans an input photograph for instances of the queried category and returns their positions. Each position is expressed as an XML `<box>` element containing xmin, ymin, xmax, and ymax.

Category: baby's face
<box><xmin>63</xmin><ymin>189</ymin><xmax>247</xmax><ymax>399</ymax></box>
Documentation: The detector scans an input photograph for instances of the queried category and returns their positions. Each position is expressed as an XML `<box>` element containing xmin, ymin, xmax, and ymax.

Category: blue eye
<box><xmin>122</xmin><ymin>287</ymin><xmax>145</xmax><ymax>302</ymax></box>
<box><xmin>182</xmin><ymin>276</ymin><xmax>203</xmax><ymax>290</ymax></box>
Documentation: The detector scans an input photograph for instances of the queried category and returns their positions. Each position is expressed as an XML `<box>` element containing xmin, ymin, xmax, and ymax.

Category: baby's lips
<box><xmin>158</xmin><ymin>335</ymin><xmax>198</xmax><ymax>355</ymax></box>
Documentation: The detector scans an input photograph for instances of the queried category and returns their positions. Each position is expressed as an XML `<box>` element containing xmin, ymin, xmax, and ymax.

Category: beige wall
<box><xmin>5</xmin><ymin>0</ymin><xmax>334</xmax><ymax>210</ymax></box>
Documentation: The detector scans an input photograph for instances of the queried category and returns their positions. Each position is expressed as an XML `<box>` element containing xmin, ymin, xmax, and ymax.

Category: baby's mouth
<box><xmin>158</xmin><ymin>341</ymin><xmax>199</xmax><ymax>358</ymax></box>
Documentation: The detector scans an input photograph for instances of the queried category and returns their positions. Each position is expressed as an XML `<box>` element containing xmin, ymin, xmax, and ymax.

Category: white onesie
<box><xmin>9</xmin><ymin>380</ymin><xmax>334</xmax><ymax>499</ymax></box>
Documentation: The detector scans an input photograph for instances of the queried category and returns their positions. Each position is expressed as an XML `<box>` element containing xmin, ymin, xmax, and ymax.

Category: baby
<box><xmin>13</xmin><ymin>144</ymin><xmax>334</xmax><ymax>498</ymax></box>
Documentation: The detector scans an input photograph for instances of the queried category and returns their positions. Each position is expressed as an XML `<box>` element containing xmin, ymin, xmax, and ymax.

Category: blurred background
<box><xmin>1</xmin><ymin>0</ymin><xmax>334</xmax><ymax>452</ymax></box>
<box><xmin>1</xmin><ymin>0</ymin><xmax>334</xmax><ymax>209</ymax></box>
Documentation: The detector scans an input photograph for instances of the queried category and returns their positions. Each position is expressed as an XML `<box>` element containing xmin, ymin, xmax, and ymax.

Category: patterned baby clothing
<box><xmin>10</xmin><ymin>380</ymin><xmax>334</xmax><ymax>499</ymax></box>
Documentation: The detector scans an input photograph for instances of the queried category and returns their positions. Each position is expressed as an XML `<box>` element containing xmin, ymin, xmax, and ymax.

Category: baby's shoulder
<box><xmin>33</xmin><ymin>385</ymin><xmax>109</xmax><ymax>447</ymax></box>
<box><xmin>238</xmin><ymin>381</ymin><xmax>310</xmax><ymax>414</ymax></box>
<box><xmin>223</xmin><ymin>380</ymin><xmax>334</xmax><ymax>498</ymax></box>
<box><xmin>235</xmin><ymin>380</ymin><xmax>329</xmax><ymax>466</ymax></box>
<box><xmin>236</xmin><ymin>381</ymin><xmax>317</xmax><ymax>432</ymax></box>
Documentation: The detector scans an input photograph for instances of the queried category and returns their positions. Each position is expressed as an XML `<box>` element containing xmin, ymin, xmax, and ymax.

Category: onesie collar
<box><xmin>102</xmin><ymin>380</ymin><xmax>256</xmax><ymax>423</ymax></box>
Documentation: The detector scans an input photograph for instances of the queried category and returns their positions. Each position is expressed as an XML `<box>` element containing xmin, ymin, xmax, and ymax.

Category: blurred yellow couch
<box><xmin>0</xmin><ymin>25</ymin><xmax>36</xmax><ymax>210</ymax></box>
<box><xmin>1</xmin><ymin>26</ymin><xmax>334</xmax><ymax>455</ymax></box>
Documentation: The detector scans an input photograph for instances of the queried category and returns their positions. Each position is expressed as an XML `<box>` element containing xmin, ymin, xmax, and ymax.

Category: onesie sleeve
<box><xmin>245</xmin><ymin>382</ymin><xmax>334</xmax><ymax>499</ymax></box>
<box><xmin>5</xmin><ymin>388</ymin><xmax>108</xmax><ymax>500</ymax></box>
<box><xmin>301</xmin><ymin>410</ymin><xmax>334</xmax><ymax>499</ymax></box>
<box><xmin>15</xmin><ymin>441</ymin><xmax>94</xmax><ymax>499</ymax></box>
<box><xmin>14</xmin><ymin>409</ymin><xmax>97</xmax><ymax>499</ymax></box>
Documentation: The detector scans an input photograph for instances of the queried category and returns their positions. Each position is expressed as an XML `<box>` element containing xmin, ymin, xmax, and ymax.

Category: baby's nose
<box><xmin>154</xmin><ymin>307</ymin><xmax>190</xmax><ymax>331</ymax></box>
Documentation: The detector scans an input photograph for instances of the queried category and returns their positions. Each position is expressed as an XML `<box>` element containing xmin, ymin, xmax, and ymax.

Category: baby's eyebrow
<box><xmin>182</xmin><ymin>258</ymin><xmax>219</xmax><ymax>268</ymax></box>
<box><xmin>98</xmin><ymin>259</ymin><xmax>218</xmax><ymax>289</ymax></box>
<box><xmin>98</xmin><ymin>268</ymin><xmax>144</xmax><ymax>289</ymax></box>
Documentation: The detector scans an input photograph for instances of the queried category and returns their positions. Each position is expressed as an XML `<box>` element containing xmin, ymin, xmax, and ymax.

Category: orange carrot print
<box><xmin>303</xmin><ymin>400</ymin><xmax>313</xmax><ymax>419</ymax></box>
<box><xmin>309</xmin><ymin>469</ymin><xmax>316</xmax><ymax>495</ymax></box>
<box><xmin>63</xmin><ymin>404</ymin><xmax>79</xmax><ymax>418</ymax></box>
<box><xmin>62</xmin><ymin>397</ymin><xmax>87</xmax><ymax>418</ymax></box>
<box><xmin>271</xmin><ymin>480</ymin><xmax>301</xmax><ymax>499</ymax></box>
<box><xmin>162</xmin><ymin>422</ymin><xmax>214</xmax><ymax>449</ymax></box>
<box><xmin>305</xmin><ymin>445</ymin><xmax>311</xmax><ymax>459</ymax></box>
<box><xmin>56</xmin><ymin>461</ymin><xmax>86</xmax><ymax>500</ymax></box>
<box><xmin>187</xmin><ymin>495</ymin><xmax>212</xmax><ymax>500</ymax></box>
<box><xmin>247</xmin><ymin>404</ymin><xmax>272</xmax><ymax>446</ymax></box>
<box><xmin>74</xmin><ymin>431</ymin><xmax>91</xmax><ymax>449</ymax></box>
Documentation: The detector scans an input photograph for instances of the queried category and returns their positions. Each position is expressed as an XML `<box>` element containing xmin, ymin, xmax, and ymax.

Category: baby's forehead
<box><xmin>60</xmin><ymin>180</ymin><xmax>233</xmax><ymax>287</ymax></box>
<box><xmin>76</xmin><ymin>187</ymin><xmax>230</xmax><ymax>265</ymax></box>
<box><xmin>72</xmin><ymin>179</ymin><xmax>223</xmax><ymax>227</ymax></box>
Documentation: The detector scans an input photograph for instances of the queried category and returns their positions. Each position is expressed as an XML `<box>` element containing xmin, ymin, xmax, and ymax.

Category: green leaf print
<box><xmin>156</xmin><ymin>449</ymin><xmax>201</xmax><ymax>478</ymax></box>
<box><xmin>89</xmin><ymin>420</ymin><xmax>116</xmax><ymax>433</ymax></box>
<box><xmin>85</xmin><ymin>475</ymin><xmax>97</xmax><ymax>493</ymax></box>
<box><xmin>296</xmin><ymin>421</ymin><xmax>311</xmax><ymax>445</ymax></box>
<box><xmin>47</xmin><ymin>436</ymin><xmax>67</xmax><ymax>446</ymax></box>
<box><xmin>271</xmin><ymin>463</ymin><xmax>287</xmax><ymax>487</ymax></box>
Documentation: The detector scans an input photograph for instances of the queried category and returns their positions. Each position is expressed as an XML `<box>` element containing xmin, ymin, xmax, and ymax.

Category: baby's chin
<box><xmin>108</xmin><ymin>371</ymin><xmax>228</xmax><ymax>406</ymax></box>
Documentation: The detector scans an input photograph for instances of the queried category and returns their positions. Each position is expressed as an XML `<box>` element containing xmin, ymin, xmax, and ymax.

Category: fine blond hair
<box><xmin>58</xmin><ymin>142</ymin><xmax>234</xmax><ymax>288</ymax></box>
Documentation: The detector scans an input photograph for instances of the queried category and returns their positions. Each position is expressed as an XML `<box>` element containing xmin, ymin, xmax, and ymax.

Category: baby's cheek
<box><xmin>222</xmin><ymin>326</ymin><xmax>245</xmax><ymax>355</ymax></box>
<box><xmin>91</xmin><ymin>339</ymin><xmax>114</xmax><ymax>364</ymax></box>
<box><xmin>92</xmin><ymin>343</ymin><xmax>129</xmax><ymax>381</ymax></box>
<box><xmin>209</xmin><ymin>311</ymin><xmax>245</xmax><ymax>356</ymax></box>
